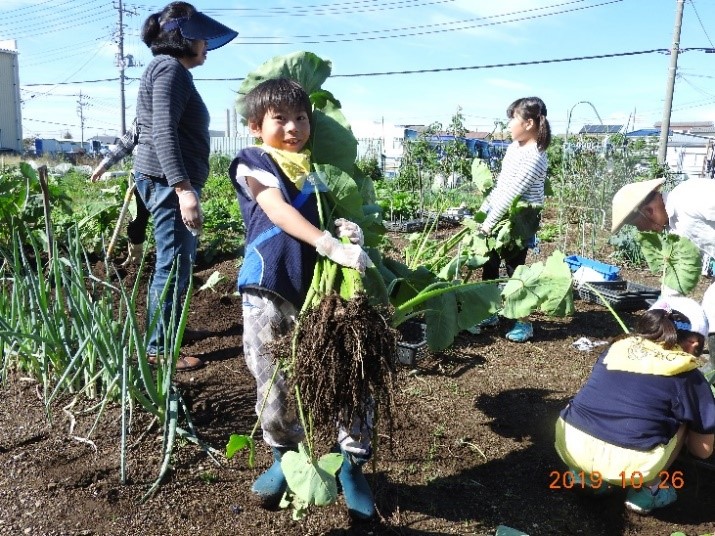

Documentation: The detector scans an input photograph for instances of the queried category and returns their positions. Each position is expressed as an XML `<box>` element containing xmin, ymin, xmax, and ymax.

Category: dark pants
<box><xmin>482</xmin><ymin>247</ymin><xmax>529</xmax><ymax>281</ymax></box>
<box><xmin>127</xmin><ymin>189</ymin><xmax>150</xmax><ymax>245</ymax></box>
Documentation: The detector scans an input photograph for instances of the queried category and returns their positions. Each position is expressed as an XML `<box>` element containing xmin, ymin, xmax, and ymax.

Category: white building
<box><xmin>0</xmin><ymin>40</ymin><xmax>22</xmax><ymax>153</ymax></box>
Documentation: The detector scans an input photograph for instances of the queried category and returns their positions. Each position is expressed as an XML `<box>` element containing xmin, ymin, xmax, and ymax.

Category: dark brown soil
<box><xmin>2</xmin><ymin>236</ymin><xmax>715</xmax><ymax>536</ymax></box>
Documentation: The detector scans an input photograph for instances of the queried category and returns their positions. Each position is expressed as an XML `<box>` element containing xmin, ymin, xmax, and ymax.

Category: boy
<box><xmin>228</xmin><ymin>78</ymin><xmax>375</xmax><ymax>520</ymax></box>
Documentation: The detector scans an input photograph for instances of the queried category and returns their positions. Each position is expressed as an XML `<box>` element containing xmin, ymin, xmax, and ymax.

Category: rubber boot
<box><xmin>251</xmin><ymin>446</ymin><xmax>294</xmax><ymax>508</ymax></box>
<box><xmin>337</xmin><ymin>450</ymin><xmax>375</xmax><ymax>521</ymax></box>
<box><xmin>121</xmin><ymin>242</ymin><xmax>144</xmax><ymax>266</ymax></box>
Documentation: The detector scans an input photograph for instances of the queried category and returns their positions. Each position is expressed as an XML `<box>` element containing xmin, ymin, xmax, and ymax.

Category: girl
<box><xmin>478</xmin><ymin>97</ymin><xmax>551</xmax><ymax>342</ymax></box>
<box><xmin>555</xmin><ymin>296</ymin><xmax>715</xmax><ymax>515</ymax></box>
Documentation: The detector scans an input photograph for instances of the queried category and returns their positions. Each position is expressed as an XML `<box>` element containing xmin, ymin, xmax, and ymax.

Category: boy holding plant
<box><xmin>228</xmin><ymin>78</ymin><xmax>376</xmax><ymax>520</ymax></box>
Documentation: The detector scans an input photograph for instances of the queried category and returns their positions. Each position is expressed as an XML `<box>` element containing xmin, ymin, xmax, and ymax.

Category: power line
<box><xmin>206</xmin><ymin>0</ymin><xmax>456</xmax><ymax>17</ymax></box>
<box><xmin>234</xmin><ymin>0</ymin><xmax>620</xmax><ymax>44</ymax></box>
<box><xmin>688</xmin><ymin>0</ymin><xmax>714</xmax><ymax>48</ymax></box>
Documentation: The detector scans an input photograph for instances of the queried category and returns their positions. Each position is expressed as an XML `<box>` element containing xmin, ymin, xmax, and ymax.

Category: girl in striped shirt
<box><xmin>479</xmin><ymin>96</ymin><xmax>551</xmax><ymax>342</ymax></box>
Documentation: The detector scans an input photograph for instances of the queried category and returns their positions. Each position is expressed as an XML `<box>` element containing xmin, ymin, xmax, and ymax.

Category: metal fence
<box><xmin>210</xmin><ymin>136</ymin><xmax>384</xmax><ymax>162</ymax></box>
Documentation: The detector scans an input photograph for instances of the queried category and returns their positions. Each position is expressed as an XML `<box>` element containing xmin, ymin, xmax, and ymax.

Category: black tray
<box><xmin>578</xmin><ymin>280</ymin><xmax>660</xmax><ymax>311</ymax></box>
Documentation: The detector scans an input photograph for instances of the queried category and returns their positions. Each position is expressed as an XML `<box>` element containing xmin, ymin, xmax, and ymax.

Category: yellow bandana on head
<box><xmin>262</xmin><ymin>146</ymin><xmax>312</xmax><ymax>189</ymax></box>
<box><xmin>604</xmin><ymin>336</ymin><xmax>699</xmax><ymax>376</ymax></box>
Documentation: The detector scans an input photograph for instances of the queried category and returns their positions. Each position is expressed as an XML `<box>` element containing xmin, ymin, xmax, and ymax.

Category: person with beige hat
<box><xmin>612</xmin><ymin>176</ymin><xmax>715</xmax><ymax>355</ymax></box>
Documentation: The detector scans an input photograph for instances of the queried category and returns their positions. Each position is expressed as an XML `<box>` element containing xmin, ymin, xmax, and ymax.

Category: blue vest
<box><xmin>229</xmin><ymin>147</ymin><xmax>319</xmax><ymax>308</ymax></box>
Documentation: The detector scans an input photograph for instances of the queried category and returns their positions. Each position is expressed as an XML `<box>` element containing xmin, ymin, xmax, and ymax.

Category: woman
<box><xmin>555</xmin><ymin>296</ymin><xmax>715</xmax><ymax>515</ymax></box>
<box><xmin>134</xmin><ymin>2</ymin><xmax>237</xmax><ymax>371</ymax></box>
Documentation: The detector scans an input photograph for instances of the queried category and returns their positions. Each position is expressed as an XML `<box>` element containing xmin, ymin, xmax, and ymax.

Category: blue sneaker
<box><xmin>625</xmin><ymin>486</ymin><xmax>677</xmax><ymax>514</ymax></box>
<box><xmin>506</xmin><ymin>321</ymin><xmax>533</xmax><ymax>342</ymax></box>
<box><xmin>251</xmin><ymin>446</ymin><xmax>295</xmax><ymax>508</ymax></box>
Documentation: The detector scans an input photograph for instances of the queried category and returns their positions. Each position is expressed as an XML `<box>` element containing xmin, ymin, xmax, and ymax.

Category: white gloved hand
<box><xmin>314</xmin><ymin>231</ymin><xmax>373</xmax><ymax>275</ymax></box>
<box><xmin>334</xmin><ymin>218</ymin><xmax>364</xmax><ymax>246</ymax></box>
<box><xmin>177</xmin><ymin>189</ymin><xmax>203</xmax><ymax>236</ymax></box>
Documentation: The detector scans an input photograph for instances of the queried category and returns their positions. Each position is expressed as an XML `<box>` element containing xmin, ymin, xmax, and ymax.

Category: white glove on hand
<box><xmin>177</xmin><ymin>189</ymin><xmax>203</xmax><ymax>236</ymax></box>
<box><xmin>334</xmin><ymin>218</ymin><xmax>364</xmax><ymax>246</ymax></box>
<box><xmin>315</xmin><ymin>231</ymin><xmax>373</xmax><ymax>275</ymax></box>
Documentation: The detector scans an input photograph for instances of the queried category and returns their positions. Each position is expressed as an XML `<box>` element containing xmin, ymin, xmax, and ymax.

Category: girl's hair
<box><xmin>507</xmin><ymin>97</ymin><xmax>551</xmax><ymax>152</ymax></box>
<box><xmin>142</xmin><ymin>2</ymin><xmax>197</xmax><ymax>58</ymax></box>
<box><xmin>243</xmin><ymin>78</ymin><xmax>312</xmax><ymax>127</ymax></box>
<box><xmin>634</xmin><ymin>308</ymin><xmax>703</xmax><ymax>351</ymax></box>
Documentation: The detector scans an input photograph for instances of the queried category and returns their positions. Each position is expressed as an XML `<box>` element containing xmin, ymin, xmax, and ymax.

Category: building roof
<box><xmin>88</xmin><ymin>135</ymin><xmax>119</xmax><ymax>145</ymax></box>
<box><xmin>579</xmin><ymin>124</ymin><xmax>623</xmax><ymax>134</ymax></box>
<box><xmin>654</xmin><ymin>121</ymin><xmax>714</xmax><ymax>129</ymax></box>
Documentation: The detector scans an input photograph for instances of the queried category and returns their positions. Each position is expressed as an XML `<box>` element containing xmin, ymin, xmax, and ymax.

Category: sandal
<box><xmin>146</xmin><ymin>354</ymin><xmax>204</xmax><ymax>372</ymax></box>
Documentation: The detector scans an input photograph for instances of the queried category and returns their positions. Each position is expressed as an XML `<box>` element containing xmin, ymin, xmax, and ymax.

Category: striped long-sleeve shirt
<box><xmin>134</xmin><ymin>55</ymin><xmax>211</xmax><ymax>187</ymax></box>
<box><xmin>98</xmin><ymin>118</ymin><xmax>138</xmax><ymax>170</ymax></box>
<box><xmin>479</xmin><ymin>141</ymin><xmax>547</xmax><ymax>233</ymax></box>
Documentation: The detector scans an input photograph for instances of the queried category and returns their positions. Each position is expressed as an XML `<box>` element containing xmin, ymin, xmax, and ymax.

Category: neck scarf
<box><xmin>604</xmin><ymin>336</ymin><xmax>699</xmax><ymax>376</ymax></box>
<box><xmin>262</xmin><ymin>146</ymin><xmax>312</xmax><ymax>189</ymax></box>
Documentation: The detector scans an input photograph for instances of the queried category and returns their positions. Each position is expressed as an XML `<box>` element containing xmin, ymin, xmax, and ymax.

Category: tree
<box><xmin>62</xmin><ymin>131</ymin><xmax>73</xmax><ymax>139</ymax></box>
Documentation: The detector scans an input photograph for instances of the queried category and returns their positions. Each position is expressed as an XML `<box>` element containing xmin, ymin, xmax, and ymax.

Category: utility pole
<box><xmin>76</xmin><ymin>91</ymin><xmax>89</xmax><ymax>148</ymax></box>
<box><xmin>657</xmin><ymin>0</ymin><xmax>685</xmax><ymax>165</ymax></box>
<box><xmin>115</xmin><ymin>0</ymin><xmax>139</xmax><ymax>135</ymax></box>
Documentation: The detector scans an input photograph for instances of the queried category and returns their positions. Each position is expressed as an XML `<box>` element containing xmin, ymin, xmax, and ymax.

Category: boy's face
<box><xmin>249</xmin><ymin>107</ymin><xmax>311</xmax><ymax>153</ymax></box>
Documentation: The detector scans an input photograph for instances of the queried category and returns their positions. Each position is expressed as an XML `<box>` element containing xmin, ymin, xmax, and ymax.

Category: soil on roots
<box><xmin>287</xmin><ymin>292</ymin><xmax>398</xmax><ymax>451</ymax></box>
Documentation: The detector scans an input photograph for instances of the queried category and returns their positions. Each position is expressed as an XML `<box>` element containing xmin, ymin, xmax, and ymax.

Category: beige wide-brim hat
<box><xmin>610</xmin><ymin>177</ymin><xmax>665</xmax><ymax>233</ymax></box>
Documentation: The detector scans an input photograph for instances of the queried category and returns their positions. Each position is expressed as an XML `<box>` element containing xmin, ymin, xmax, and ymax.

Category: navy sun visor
<box><xmin>163</xmin><ymin>12</ymin><xmax>238</xmax><ymax>51</ymax></box>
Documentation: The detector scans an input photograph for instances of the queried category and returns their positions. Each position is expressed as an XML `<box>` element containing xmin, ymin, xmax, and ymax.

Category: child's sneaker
<box><xmin>505</xmin><ymin>321</ymin><xmax>533</xmax><ymax>342</ymax></box>
<box><xmin>625</xmin><ymin>486</ymin><xmax>677</xmax><ymax>515</ymax></box>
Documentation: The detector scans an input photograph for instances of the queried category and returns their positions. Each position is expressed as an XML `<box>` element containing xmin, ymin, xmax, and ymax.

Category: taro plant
<box><xmin>226</xmin><ymin>52</ymin><xmax>576</xmax><ymax>519</ymax></box>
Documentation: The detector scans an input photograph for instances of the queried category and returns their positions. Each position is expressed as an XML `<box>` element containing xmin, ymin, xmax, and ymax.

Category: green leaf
<box><xmin>636</xmin><ymin>232</ymin><xmax>701</xmax><ymax>294</ymax></box>
<box><xmin>236</xmin><ymin>51</ymin><xmax>332</xmax><ymax>118</ymax></box>
<box><xmin>281</xmin><ymin>445</ymin><xmax>340</xmax><ymax>507</ymax></box>
<box><xmin>471</xmin><ymin>159</ymin><xmax>493</xmax><ymax>195</ymax></box>
<box><xmin>501</xmin><ymin>251</ymin><xmax>574</xmax><ymax>319</ymax></box>
<box><xmin>311</xmin><ymin>104</ymin><xmax>358</xmax><ymax>174</ymax></box>
<box><xmin>424</xmin><ymin>292</ymin><xmax>459</xmax><ymax>351</ymax></box>
<box><xmin>225</xmin><ymin>434</ymin><xmax>255</xmax><ymax>468</ymax></box>
<box><xmin>455</xmin><ymin>283</ymin><xmax>501</xmax><ymax>330</ymax></box>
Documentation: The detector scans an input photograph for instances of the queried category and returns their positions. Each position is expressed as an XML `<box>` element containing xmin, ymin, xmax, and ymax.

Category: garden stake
<box><xmin>106</xmin><ymin>178</ymin><xmax>137</xmax><ymax>260</ymax></box>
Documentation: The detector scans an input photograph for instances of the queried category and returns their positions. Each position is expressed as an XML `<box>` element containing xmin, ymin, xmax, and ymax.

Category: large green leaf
<box><xmin>311</xmin><ymin>104</ymin><xmax>357</xmax><ymax>174</ymax></box>
<box><xmin>636</xmin><ymin>232</ymin><xmax>701</xmax><ymax>295</ymax></box>
<box><xmin>236</xmin><ymin>51</ymin><xmax>333</xmax><ymax>118</ymax></box>
<box><xmin>501</xmin><ymin>251</ymin><xmax>574</xmax><ymax>319</ymax></box>
<box><xmin>282</xmin><ymin>445</ymin><xmax>341</xmax><ymax>508</ymax></box>
<box><xmin>471</xmin><ymin>159</ymin><xmax>493</xmax><ymax>195</ymax></box>
<box><xmin>456</xmin><ymin>283</ymin><xmax>501</xmax><ymax>329</ymax></box>
<box><xmin>424</xmin><ymin>292</ymin><xmax>459</xmax><ymax>351</ymax></box>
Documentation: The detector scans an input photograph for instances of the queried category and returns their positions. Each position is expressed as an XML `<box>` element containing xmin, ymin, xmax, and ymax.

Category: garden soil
<box><xmin>2</xmin><ymin>235</ymin><xmax>715</xmax><ymax>536</ymax></box>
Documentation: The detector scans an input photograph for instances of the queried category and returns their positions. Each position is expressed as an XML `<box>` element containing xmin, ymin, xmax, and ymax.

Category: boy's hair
<box><xmin>507</xmin><ymin>96</ymin><xmax>552</xmax><ymax>152</ymax></box>
<box><xmin>142</xmin><ymin>2</ymin><xmax>198</xmax><ymax>58</ymax></box>
<box><xmin>244</xmin><ymin>78</ymin><xmax>312</xmax><ymax>127</ymax></box>
<box><xmin>634</xmin><ymin>308</ymin><xmax>703</xmax><ymax>351</ymax></box>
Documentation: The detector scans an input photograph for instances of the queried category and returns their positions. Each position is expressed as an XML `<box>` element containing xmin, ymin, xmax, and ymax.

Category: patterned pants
<box><xmin>242</xmin><ymin>288</ymin><xmax>372</xmax><ymax>455</ymax></box>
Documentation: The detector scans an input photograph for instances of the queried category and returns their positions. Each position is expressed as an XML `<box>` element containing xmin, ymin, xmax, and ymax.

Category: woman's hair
<box><xmin>507</xmin><ymin>97</ymin><xmax>551</xmax><ymax>152</ymax></box>
<box><xmin>142</xmin><ymin>2</ymin><xmax>197</xmax><ymax>58</ymax></box>
<box><xmin>634</xmin><ymin>308</ymin><xmax>703</xmax><ymax>351</ymax></box>
<box><xmin>243</xmin><ymin>78</ymin><xmax>312</xmax><ymax>127</ymax></box>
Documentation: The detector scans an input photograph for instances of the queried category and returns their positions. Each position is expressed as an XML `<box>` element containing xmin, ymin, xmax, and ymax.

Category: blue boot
<box><xmin>251</xmin><ymin>446</ymin><xmax>293</xmax><ymax>508</ymax></box>
<box><xmin>337</xmin><ymin>450</ymin><xmax>375</xmax><ymax>521</ymax></box>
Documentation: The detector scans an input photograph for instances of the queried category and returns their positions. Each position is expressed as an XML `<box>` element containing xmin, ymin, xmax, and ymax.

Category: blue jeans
<box><xmin>134</xmin><ymin>171</ymin><xmax>201</xmax><ymax>354</ymax></box>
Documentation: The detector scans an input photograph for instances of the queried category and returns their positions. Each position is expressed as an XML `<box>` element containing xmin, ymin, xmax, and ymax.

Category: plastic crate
<box><xmin>396</xmin><ymin>322</ymin><xmax>427</xmax><ymax>366</ymax></box>
<box><xmin>578</xmin><ymin>280</ymin><xmax>660</xmax><ymax>311</ymax></box>
<box><xmin>565</xmin><ymin>255</ymin><xmax>620</xmax><ymax>281</ymax></box>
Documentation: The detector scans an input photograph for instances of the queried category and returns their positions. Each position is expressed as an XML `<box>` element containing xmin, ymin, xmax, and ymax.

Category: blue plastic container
<box><xmin>564</xmin><ymin>255</ymin><xmax>620</xmax><ymax>281</ymax></box>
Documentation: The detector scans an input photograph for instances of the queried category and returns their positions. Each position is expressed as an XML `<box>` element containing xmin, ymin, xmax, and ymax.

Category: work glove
<box><xmin>315</xmin><ymin>231</ymin><xmax>373</xmax><ymax>275</ymax></box>
<box><xmin>334</xmin><ymin>218</ymin><xmax>364</xmax><ymax>246</ymax></box>
<box><xmin>177</xmin><ymin>188</ymin><xmax>203</xmax><ymax>236</ymax></box>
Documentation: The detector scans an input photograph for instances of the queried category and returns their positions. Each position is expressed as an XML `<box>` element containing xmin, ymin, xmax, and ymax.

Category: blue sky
<box><xmin>2</xmin><ymin>0</ymin><xmax>714</xmax><ymax>143</ymax></box>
